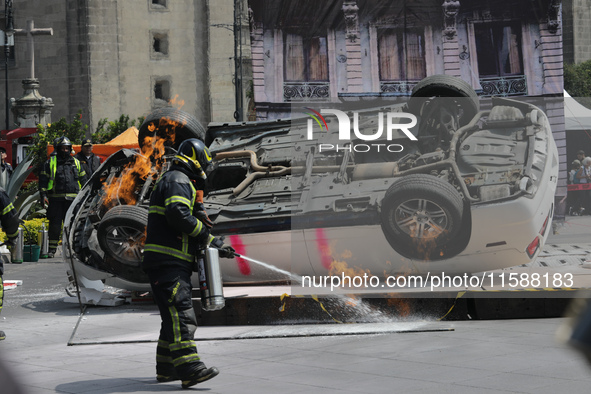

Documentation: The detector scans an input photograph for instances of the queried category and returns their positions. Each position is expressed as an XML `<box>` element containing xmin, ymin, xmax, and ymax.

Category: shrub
<box><xmin>31</xmin><ymin>111</ymin><xmax>88</xmax><ymax>175</ymax></box>
<box><xmin>94</xmin><ymin>114</ymin><xmax>145</xmax><ymax>144</ymax></box>
<box><xmin>21</xmin><ymin>218</ymin><xmax>50</xmax><ymax>244</ymax></box>
<box><xmin>564</xmin><ymin>60</ymin><xmax>591</xmax><ymax>109</ymax></box>
<box><xmin>0</xmin><ymin>218</ymin><xmax>50</xmax><ymax>244</ymax></box>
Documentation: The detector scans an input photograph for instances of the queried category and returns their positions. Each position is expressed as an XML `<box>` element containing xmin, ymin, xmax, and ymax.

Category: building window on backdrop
<box><xmin>283</xmin><ymin>33</ymin><xmax>330</xmax><ymax>101</ymax></box>
<box><xmin>474</xmin><ymin>22</ymin><xmax>527</xmax><ymax>96</ymax></box>
<box><xmin>378</xmin><ymin>29</ymin><xmax>426</xmax><ymax>82</ymax></box>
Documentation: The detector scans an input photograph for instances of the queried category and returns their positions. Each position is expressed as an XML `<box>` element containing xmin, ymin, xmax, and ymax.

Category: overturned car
<box><xmin>64</xmin><ymin>75</ymin><xmax>558</xmax><ymax>291</ymax></box>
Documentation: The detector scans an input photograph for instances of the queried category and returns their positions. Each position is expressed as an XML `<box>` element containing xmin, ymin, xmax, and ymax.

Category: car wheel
<box><xmin>138</xmin><ymin>107</ymin><xmax>206</xmax><ymax>150</ymax></box>
<box><xmin>381</xmin><ymin>174</ymin><xmax>464</xmax><ymax>260</ymax></box>
<box><xmin>97</xmin><ymin>205</ymin><xmax>148</xmax><ymax>267</ymax></box>
<box><xmin>409</xmin><ymin>74</ymin><xmax>479</xmax><ymax>126</ymax></box>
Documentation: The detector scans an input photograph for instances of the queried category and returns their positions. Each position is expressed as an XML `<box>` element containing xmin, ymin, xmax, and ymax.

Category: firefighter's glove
<box><xmin>210</xmin><ymin>237</ymin><xmax>236</xmax><ymax>258</ymax></box>
<box><xmin>195</xmin><ymin>211</ymin><xmax>214</xmax><ymax>229</ymax></box>
<box><xmin>40</xmin><ymin>194</ymin><xmax>49</xmax><ymax>209</ymax></box>
<box><xmin>4</xmin><ymin>237</ymin><xmax>17</xmax><ymax>249</ymax></box>
<box><xmin>195</xmin><ymin>227</ymin><xmax>211</xmax><ymax>247</ymax></box>
<box><xmin>218</xmin><ymin>245</ymin><xmax>236</xmax><ymax>259</ymax></box>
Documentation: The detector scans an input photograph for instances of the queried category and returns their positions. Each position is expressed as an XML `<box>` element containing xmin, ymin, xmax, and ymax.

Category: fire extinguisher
<box><xmin>194</xmin><ymin>247</ymin><xmax>225</xmax><ymax>311</ymax></box>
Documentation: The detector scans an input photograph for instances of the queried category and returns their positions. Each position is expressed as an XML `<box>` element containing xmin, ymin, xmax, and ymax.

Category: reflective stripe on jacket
<box><xmin>142</xmin><ymin>169</ymin><xmax>209</xmax><ymax>268</ymax></box>
<box><xmin>0</xmin><ymin>188</ymin><xmax>18</xmax><ymax>240</ymax></box>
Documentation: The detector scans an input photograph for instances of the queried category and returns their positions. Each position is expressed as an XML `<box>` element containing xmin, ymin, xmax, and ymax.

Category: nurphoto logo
<box><xmin>304</xmin><ymin>107</ymin><xmax>418</xmax><ymax>153</ymax></box>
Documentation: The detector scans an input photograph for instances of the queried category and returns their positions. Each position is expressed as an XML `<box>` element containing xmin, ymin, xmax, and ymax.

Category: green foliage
<box><xmin>31</xmin><ymin>110</ymin><xmax>88</xmax><ymax>174</ymax></box>
<box><xmin>94</xmin><ymin>114</ymin><xmax>145</xmax><ymax>144</ymax></box>
<box><xmin>21</xmin><ymin>218</ymin><xmax>50</xmax><ymax>244</ymax></box>
<box><xmin>30</xmin><ymin>111</ymin><xmax>143</xmax><ymax>175</ymax></box>
<box><xmin>6</xmin><ymin>153</ymin><xmax>35</xmax><ymax>202</ymax></box>
<box><xmin>18</xmin><ymin>181</ymin><xmax>43</xmax><ymax>219</ymax></box>
<box><xmin>564</xmin><ymin>60</ymin><xmax>591</xmax><ymax>109</ymax></box>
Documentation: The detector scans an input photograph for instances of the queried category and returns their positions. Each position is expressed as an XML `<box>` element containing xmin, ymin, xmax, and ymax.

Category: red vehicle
<box><xmin>0</xmin><ymin>127</ymin><xmax>37</xmax><ymax>168</ymax></box>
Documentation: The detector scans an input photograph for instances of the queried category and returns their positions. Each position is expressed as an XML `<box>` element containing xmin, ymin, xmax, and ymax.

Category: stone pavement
<box><xmin>2</xmin><ymin>215</ymin><xmax>591</xmax><ymax>393</ymax></box>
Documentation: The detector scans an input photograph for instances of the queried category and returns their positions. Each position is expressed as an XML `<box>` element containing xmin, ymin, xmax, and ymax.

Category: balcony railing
<box><xmin>479</xmin><ymin>75</ymin><xmax>527</xmax><ymax>97</ymax></box>
<box><xmin>283</xmin><ymin>82</ymin><xmax>330</xmax><ymax>101</ymax></box>
<box><xmin>380</xmin><ymin>81</ymin><xmax>418</xmax><ymax>95</ymax></box>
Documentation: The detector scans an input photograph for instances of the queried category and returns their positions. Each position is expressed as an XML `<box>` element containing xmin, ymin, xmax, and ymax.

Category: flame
<box><xmin>102</xmin><ymin>117</ymin><xmax>182</xmax><ymax>208</ymax></box>
<box><xmin>169</xmin><ymin>94</ymin><xmax>185</xmax><ymax>110</ymax></box>
<box><xmin>399</xmin><ymin>208</ymin><xmax>451</xmax><ymax>261</ymax></box>
<box><xmin>386</xmin><ymin>297</ymin><xmax>412</xmax><ymax>317</ymax></box>
<box><xmin>329</xmin><ymin>259</ymin><xmax>371</xmax><ymax>279</ymax></box>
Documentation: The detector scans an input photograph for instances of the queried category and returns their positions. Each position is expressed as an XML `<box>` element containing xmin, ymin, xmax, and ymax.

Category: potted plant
<box><xmin>21</xmin><ymin>218</ymin><xmax>49</xmax><ymax>262</ymax></box>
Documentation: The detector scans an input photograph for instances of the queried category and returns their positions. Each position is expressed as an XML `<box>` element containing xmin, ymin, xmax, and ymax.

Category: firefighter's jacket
<box><xmin>74</xmin><ymin>152</ymin><xmax>101</xmax><ymax>176</ymax></box>
<box><xmin>142</xmin><ymin>168</ymin><xmax>211</xmax><ymax>271</ymax></box>
<box><xmin>39</xmin><ymin>155</ymin><xmax>87</xmax><ymax>199</ymax></box>
<box><xmin>0</xmin><ymin>188</ymin><xmax>19</xmax><ymax>275</ymax></box>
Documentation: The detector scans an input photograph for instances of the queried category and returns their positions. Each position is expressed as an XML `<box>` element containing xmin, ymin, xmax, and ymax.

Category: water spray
<box><xmin>232</xmin><ymin>252</ymin><xmax>302</xmax><ymax>283</ymax></box>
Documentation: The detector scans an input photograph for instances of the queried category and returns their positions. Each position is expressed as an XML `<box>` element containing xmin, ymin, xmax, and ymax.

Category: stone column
<box><xmin>442</xmin><ymin>0</ymin><xmax>461</xmax><ymax>78</ymax></box>
<box><xmin>342</xmin><ymin>1</ymin><xmax>363</xmax><ymax>93</ymax></box>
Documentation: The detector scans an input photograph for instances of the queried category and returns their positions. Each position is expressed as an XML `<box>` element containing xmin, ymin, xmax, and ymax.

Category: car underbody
<box><xmin>63</xmin><ymin>75</ymin><xmax>558</xmax><ymax>291</ymax></box>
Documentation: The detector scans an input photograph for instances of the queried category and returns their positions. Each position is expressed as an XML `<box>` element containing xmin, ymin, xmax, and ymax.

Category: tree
<box><xmin>31</xmin><ymin>110</ymin><xmax>88</xmax><ymax>174</ymax></box>
<box><xmin>93</xmin><ymin>114</ymin><xmax>145</xmax><ymax>144</ymax></box>
<box><xmin>564</xmin><ymin>60</ymin><xmax>591</xmax><ymax>109</ymax></box>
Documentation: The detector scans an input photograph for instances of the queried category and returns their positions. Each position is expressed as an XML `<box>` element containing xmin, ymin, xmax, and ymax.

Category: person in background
<box><xmin>0</xmin><ymin>147</ymin><xmax>13</xmax><ymax>179</ymax></box>
<box><xmin>38</xmin><ymin>136</ymin><xmax>87</xmax><ymax>258</ymax></box>
<box><xmin>576</xmin><ymin>157</ymin><xmax>591</xmax><ymax>215</ymax></box>
<box><xmin>577</xmin><ymin>150</ymin><xmax>586</xmax><ymax>164</ymax></box>
<box><xmin>569</xmin><ymin>160</ymin><xmax>584</xmax><ymax>215</ymax></box>
<box><xmin>74</xmin><ymin>138</ymin><xmax>101</xmax><ymax>176</ymax></box>
<box><xmin>0</xmin><ymin>188</ymin><xmax>20</xmax><ymax>340</ymax></box>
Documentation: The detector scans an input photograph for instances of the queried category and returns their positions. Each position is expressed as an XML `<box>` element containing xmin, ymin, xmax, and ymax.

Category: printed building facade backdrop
<box><xmin>247</xmin><ymin>0</ymin><xmax>567</xmax><ymax>209</ymax></box>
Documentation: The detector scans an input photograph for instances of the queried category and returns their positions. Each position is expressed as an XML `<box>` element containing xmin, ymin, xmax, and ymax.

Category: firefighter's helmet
<box><xmin>173</xmin><ymin>139</ymin><xmax>213</xmax><ymax>180</ymax></box>
<box><xmin>55</xmin><ymin>136</ymin><xmax>73</xmax><ymax>159</ymax></box>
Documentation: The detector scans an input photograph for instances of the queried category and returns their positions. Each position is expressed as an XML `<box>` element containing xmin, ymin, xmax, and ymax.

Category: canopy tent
<box><xmin>48</xmin><ymin>127</ymin><xmax>140</xmax><ymax>161</ymax></box>
<box><xmin>104</xmin><ymin>127</ymin><xmax>139</xmax><ymax>146</ymax></box>
<box><xmin>564</xmin><ymin>91</ymin><xmax>591</xmax><ymax>131</ymax></box>
<box><xmin>564</xmin><ymin>91</ymin><xmax>591</xmax><ymax>164</ymax></box>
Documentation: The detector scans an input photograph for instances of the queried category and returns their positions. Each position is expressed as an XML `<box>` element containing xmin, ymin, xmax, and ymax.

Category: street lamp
<box><xmin>4</xmin><ymin>0</ymin><xmax>14</xmax><ymax>131</ymax></box>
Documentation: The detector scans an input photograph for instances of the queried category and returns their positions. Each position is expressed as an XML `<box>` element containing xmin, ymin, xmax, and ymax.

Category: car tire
<box><xmin>138</xmin><ymin>107</ymin><xmax>206</xmax><ymax>150</ymax></box>
<box><xmin>409</xmin><ymin>75</ymin><xmax>479</xmax><ymax>125</ymax></box>
<box><xmin>381</xmin><ymin>174</ymin><xmax>464</xmax><ymax>260</ymax></box>
<box><xmin>97</xmin><ymin>205</ymin><xmax>148</xmax><ymax>267</ymax></box>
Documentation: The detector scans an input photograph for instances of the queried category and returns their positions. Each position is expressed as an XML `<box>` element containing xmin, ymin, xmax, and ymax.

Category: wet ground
<box><xmin>2</xmin><ymin>215</ymin><xmax>591</xmax><ymax>392</ymax></box>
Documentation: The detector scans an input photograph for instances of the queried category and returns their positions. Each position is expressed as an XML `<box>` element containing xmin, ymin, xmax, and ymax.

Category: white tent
<box><xmin>564</xmin><ymin>90</ymin><xmax>591</xmax><ymax>131</ymax></box>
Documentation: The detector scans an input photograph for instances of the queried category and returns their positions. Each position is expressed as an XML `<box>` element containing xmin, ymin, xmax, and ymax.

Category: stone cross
<box><xmin>14</xmin><ymin>20</ymin><xmax>53</xmax><ymax>79</ymax></box>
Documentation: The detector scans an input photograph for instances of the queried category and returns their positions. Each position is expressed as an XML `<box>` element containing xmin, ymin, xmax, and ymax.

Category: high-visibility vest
<box><xmin>47</xmin><ymin>155</ymin><xmax>83</xmax><ymax>191</ymax></box>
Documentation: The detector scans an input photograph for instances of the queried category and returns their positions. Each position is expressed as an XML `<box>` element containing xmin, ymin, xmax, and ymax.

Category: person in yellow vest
<box><xmin>38</xmin><ymin>136</ymin><xmax>87</xmax><ymax>258</ymax></box>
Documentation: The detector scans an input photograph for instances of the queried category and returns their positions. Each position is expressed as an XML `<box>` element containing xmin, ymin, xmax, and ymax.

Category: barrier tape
<box><xmin>437</xmin><ymin>291</ymin><xmax>466</xmax><ymax>321</ymax></box>
<box><xmin>568</xmin><ymin>183</ymin><xmax>591</xmax><ymax>191</ymax></box>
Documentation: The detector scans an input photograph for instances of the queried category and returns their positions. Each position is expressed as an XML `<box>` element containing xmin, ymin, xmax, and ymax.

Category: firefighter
<box><xmin>38</xmin><ymin>136</ymin><xmax>87</xmax><ymax>258</ymax></box>
<box><xmin>74</xmin><ymin>138</ymin><xmax>101</xmax><ymax>176</ymax></box>
<box><xmin>0</xmin><ymin>147</ymin><xmax>13</xmax><ymax>178</ymax></box>
<box><xmin>142</xmin><ymin>138</ymin><xmax>234</xmax><ymax>389</ymax></box>
<box><xmin>0</xmin><ymin>188</ymin><xmax>20</xmax><ymax>340</ymax></box>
